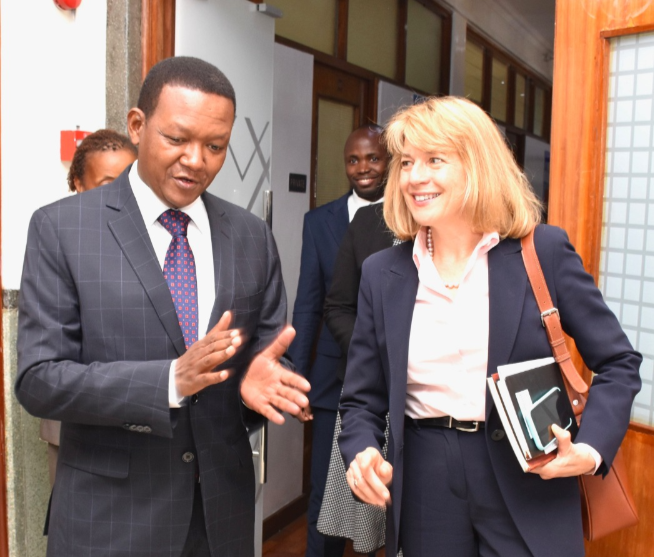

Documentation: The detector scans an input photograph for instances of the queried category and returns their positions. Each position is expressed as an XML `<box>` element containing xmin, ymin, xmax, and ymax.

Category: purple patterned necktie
<box><xmin>158</xmin><ymin>209</ymin><xmax>198</xmax><ymax>348</ymax></box>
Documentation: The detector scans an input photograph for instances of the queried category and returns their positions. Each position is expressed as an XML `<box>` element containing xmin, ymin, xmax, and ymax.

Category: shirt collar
<box><xmin>129</xmin><ymin>161</ymin><xmax>209</xmax><ymax>234</ymax></box>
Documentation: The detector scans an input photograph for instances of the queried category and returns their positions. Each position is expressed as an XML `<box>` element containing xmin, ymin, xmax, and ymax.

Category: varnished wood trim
<box><xmin>601</xmin><ymin>22</ymin><xmax>654</xmax><ymax>38</ymax></box>
<box><xmin>262</xmin><ymin>494</ymin><xmax>309</xmax><ymax>541</ymax></box>
<box><xmin>439</xmin><ymin>7</ymin><xmax>452</xmax><ymax>96</ymax></box>
<box><xmin>629</xmin><ymin>421</ymin><xmax>654</xmax><ymax>436</ymax></box>
<box><xmin>0</xmin><ymin>3</ymin><xmax>8</xmax><ymax>555</ymax></box>
<box><xmin>396</xmin><ymin>0</ymin><xmax>408</xmax><ymax>83</ymax></box>
<box><xmin>141</xmin><ymin>0</ymin><xmax>175</xmax><ymax>81</ymax></box>
<box><xmin>336</xmin><ymin>0</ymin><xmax>348</xmax><ymax>59</ymax></box>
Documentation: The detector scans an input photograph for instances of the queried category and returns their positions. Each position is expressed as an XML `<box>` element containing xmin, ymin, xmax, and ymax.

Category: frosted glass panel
<box><xmin>600</xmin><ymin>31</ymin><xmax>654</xmax><ymax>426</ymax></box>
<box><xmin>406</xmin><ymin>0</ymin><xmax>442</xmax><ymax>94</ymax></box>
<box><xmin>347</xmin><ymin>0</ymin><xmax>397</xmax><ymax>78</ymax></box>
<box><xmin>274</xmin><ymin>0</ymin><xmax>337</xmax><ymax>55</ymax></box>
<box><xmin>465</xmin><ymin>42</ymin><xmax>483</xmax><ymax>104</ymax></box>
<box><xmin>316</xmin><ymin>99</ymin><xmax>353</xmax><ymax>207</ymax></box>
<box><xmin>515</xmin><ymin>74</ymin><xmax>527</xmax><ymax>129</ymax></box>
<box><xmin>533</xmin><ymin>86</ymin><xmax>546</xmax><ymax>137</ymax></box>
<box><xmin>490</xmin><ymin>59</ymin><xmax>508</xmax><ymax>122</ymax></box>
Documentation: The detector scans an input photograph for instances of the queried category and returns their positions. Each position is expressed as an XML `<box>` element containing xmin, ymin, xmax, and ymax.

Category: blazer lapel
<box><xmin>326</xmin><ymin>193</ymin><xmax>350</xmax><ymax>246</ymax></box>
<box><xmin>202</xmin><ymin>194</ymin><xmax>234</xmax><ymax>331</ymax></box>
<box><xmin>381</xmin><ymin>243</ymin><xmax>418</xmax><ymax>438</ymax></box>
<box><xmin>486</xmin><ymin>237</ymin><xmax>527</xmax><ymax>417</ymax></box>
<box><xmin>105</xmin><ymin>173</ymin><xmax>187</xmax><ymax>357</ymax></box>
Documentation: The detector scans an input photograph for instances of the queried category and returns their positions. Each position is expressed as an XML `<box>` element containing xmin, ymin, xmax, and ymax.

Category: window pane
<box><xmin>406</xmin><ymin>0</ymin><xmax>443</xmax><ymax>94</ymax></box>
<box><xmin>534</xmin><ymin>86</ymin><xmax>546</xmax><ymax>137</ymax></box>
<box><xmin>515</xmin><ymin>74</ymin><xmax>527</xmax><ymax>129</ymax></box>
<box><xmin>274</xmin><ymin>0</ymin><xmax>337</xmax><ymax>55</ymax></box>
<box><xmin>316</xmin><ymin>99</ymin><xmax>354</xmax><ymax>207</ymax></box>
<box><xmin>464</xmin><ymin>41</ymin><xmax>484</xmax><ymax>104</ymax></box>
<box><xmin>490</xmin><ymin>58</ymin><xmax>508</xmax><ymax>122</ymax></box>
<box><xmin>347</xmin><ymin>0</ymin><xmax>398</xmax><ymax>78</ymax></box>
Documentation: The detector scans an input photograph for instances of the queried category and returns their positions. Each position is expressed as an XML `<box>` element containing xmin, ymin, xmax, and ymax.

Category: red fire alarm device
<box><xmin>61</xmin><ymin>128</ymin><xmax>91</xmax><ymax>162</ymax></box>
<box><xmin>54</xmin><ymin>0</ymin><xmax>82</xmax><ymax>9</ymax></box>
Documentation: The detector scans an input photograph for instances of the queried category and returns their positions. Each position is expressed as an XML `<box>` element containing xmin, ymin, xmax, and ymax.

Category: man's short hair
<box><xmin>138</xmin><ymin>56</ymin><xmax>236</xmax><ymax>118</ymax></box>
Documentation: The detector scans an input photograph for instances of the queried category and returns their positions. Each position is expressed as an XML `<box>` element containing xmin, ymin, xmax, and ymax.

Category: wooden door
<box><xmin>311</xmin><ymin>63</ymin><xmax>376</xmax><ymax>209</ymax></box>
<box><xmin>549</xmin><ymin>1</ymin><xmax>654</xmax><ymax>555</ymax></box>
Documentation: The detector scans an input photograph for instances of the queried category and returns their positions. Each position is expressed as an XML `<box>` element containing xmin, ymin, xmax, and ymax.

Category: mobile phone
<box><xmin>517</xmin><ymin>387</ymin><xmax>573</xmax><ymax>453</ymax></box>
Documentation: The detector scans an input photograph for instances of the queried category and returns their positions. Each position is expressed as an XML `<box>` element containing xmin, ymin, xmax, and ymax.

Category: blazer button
<box><xmin>123</xmin><ymin>423</ymin><xmax>131</xmax><ymax>430</ymax></box>
<box><xmin>491</xmin><ymin>429</ymin><xmax>505</xmax><ymax>441</ymax></box>
<box><xmin>182</xmin><ymin>452</ymin><xmax>195</xmax><ymax>464</ymax></box>
<box><xmin>143</xmin><ymin>426</ymin><xmax>152</xmax><ymax>434</ymax></box>
<box><xmin>129</xmin><ymin>425</ymin><xmax>138</xmax><ymax>432</ymax></box>
<box><xmin>191</xmin><ymin>394</ymin><xmax>199</xmax><ymax>405</ymax></box>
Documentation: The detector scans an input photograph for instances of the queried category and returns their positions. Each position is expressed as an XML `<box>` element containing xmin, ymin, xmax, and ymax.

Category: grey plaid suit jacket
<box><xmin>16</xmin><ymin>168</ymin><xmax>287</xmax><ymax>557</ymax></box>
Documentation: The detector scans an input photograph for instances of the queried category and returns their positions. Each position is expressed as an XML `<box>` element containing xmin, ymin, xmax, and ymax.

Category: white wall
<box><xmin>377</xmin><ymin>81</ymin><xmax>415</xmax><ymax>126</ymax></box>
<box><xmin>175</xmin><ymin>0</ymin><xmax>275</xmax><ymax>218</ymax></box>
<box><xmin>1</xmin><ymin>1</ymin><xmax>108</xmax><ymax>289</ymax></box>
<box><xmin>264</xmin><ymin>43</ymin><xmax>314</xmax><ymax>519</ymax></box>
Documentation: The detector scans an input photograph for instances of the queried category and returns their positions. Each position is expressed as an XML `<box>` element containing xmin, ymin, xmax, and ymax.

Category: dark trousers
<box><xmin>306</xmin><ymin>408</ymin><xmax>347</xmax><ymax>557</ymax></box>
<box><xmin>181</xmin><ymin>482</ymin><xmax>212</xmax><ymax>557</ymax></box>
<box><xmin>400</xmin><ymin>422</ymin><xmax>533</xmax><ymax>557</ymax></box>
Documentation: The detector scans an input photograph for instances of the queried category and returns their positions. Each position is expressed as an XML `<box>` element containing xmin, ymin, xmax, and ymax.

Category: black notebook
<box><xmin>496</xmin><ymin>357</ymin><xmax>579</xmax><ymax>461</ymax></box>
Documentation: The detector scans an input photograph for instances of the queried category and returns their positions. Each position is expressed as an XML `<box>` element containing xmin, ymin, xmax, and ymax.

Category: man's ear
<box><xmin>73</xmin><ymin>176</ymin><xmax>85</xmax><ymax>193</ymax></box>
<box><xmin>126</xmin><ymin>108</ymin><xmax>146</xmax><ymax>146</ymax></box>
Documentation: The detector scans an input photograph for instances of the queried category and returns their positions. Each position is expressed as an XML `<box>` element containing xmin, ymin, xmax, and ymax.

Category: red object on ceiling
<box><xmin>54</xmin><ymin>0</ymin><xmax>82</xmax><ymax>10</ymax></box>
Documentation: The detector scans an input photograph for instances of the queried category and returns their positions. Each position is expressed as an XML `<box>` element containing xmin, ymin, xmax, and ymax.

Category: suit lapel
<box><xmin>105</xmin><ymin>173</ymin><xmax>187</xmax><ymax>356</ymax></box>
<box><xmin>326</xmin><ymin>193</ymin><xmax>350</xmax><ymax>246</ymax></box>
<box><xmin>381</xmin><ymin>243</ymin><xmax>418</xmax><ymax>437</ymax></box>
<box><xmin>486</xmin><ymin>237</ymin><xmax>527</xmax><ymax>417</ymax></box>
<box><xmin>202</xmin><ymin>194</ymin><xmax>234</xmax><ymax>331</ymax></box>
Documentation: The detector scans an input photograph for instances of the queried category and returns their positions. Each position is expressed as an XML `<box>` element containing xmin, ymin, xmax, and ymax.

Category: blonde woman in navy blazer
<box><xmin>338</xmin><ymin>97</ymin><xmax>641</xmax><ymax>557</ymax></box>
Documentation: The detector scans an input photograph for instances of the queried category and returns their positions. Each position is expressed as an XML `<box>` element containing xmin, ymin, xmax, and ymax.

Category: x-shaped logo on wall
<box><xmin>228</xmin><ymin>117</ymin><xmax>271</xmax><ymax>212</ymax></box>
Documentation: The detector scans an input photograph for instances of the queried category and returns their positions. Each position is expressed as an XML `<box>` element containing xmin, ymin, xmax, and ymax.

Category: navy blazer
<box><xmin>289</xmin><ymin>192</ymin><xmax>350</xmax><ymax>410</ymax></box>
<box><xmin>339</xmin><ymin>225</ymin><xmax>641</xmax><ymax>557</ymax></box>
<box><xmin>16</xmin><ymin>169</ymin><xmax>287</xmax><ymax>557</ymax></box>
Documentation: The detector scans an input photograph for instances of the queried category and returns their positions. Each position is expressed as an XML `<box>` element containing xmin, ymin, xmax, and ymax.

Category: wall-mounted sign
<box><xmin>289</xmin><ymin>173</ymin><xmax>307</xmax><ymax>193</ymax></box>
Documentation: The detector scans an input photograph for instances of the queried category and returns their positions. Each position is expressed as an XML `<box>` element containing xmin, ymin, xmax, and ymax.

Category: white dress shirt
<box><xmin>347</xmin><ymin>190</ymin><xmax>383</xmax><ymax>222</ymax></box>
<box><xmin>129</xmin><ymin>163</ymin><xmax>216</xmax><ymax>406</ymax></box>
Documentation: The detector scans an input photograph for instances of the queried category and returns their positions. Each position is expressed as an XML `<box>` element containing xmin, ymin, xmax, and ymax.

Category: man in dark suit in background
<box><xmin>289</xmin><ymin>125</ymin><xmax>388</xmax><ymax>557</ymax></box>
<box><xmin>16</xmin><ymin>56</ymin><xmax>309</xmax><ymax>557</ymax></box>
<box><xmin>324</xmin><ymin>203</ymin><xmax>396</xmax><ymax>382</ymax></box>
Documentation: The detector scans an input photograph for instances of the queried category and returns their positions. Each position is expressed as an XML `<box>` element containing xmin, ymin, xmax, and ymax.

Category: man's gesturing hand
<box><xmin>175</xmin><ymin>311</ymin><xmax>242</xmax><ymax>397</ymax></box>
<box><xmin>240</xmin><ymin>326</ymin><xmax>311</xmax><ymax>425</ymax></box>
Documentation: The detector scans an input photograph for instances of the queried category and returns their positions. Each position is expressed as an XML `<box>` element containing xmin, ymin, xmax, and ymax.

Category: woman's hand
<box><xmin>346</xmin><ymin>447</ymin><xmax>393</xmax><ymax>507</ymax></box>
<box><xmin>530</xmin><ymin>424</ymin><xmax>597</xmax><ymax>479</ymax></box>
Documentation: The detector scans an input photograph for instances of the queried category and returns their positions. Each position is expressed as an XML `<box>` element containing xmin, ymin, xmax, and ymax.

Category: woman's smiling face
<box><xmin>399</xmin><ymin>142</ymin><xmax>469</xmax><ymax>232</ymax></box>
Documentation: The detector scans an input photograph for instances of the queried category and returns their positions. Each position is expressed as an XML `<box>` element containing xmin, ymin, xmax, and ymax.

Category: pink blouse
<box><xmin>405</xmin><ymin>228</ymin><xmax>500</xmax><ymax>421</ymax></box>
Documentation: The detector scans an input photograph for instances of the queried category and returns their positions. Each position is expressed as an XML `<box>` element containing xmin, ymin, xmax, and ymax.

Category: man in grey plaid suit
<box><xmin>16</xmin><ymin>56</ymin><xmax>310</xmax><ymax>557</ymax></box>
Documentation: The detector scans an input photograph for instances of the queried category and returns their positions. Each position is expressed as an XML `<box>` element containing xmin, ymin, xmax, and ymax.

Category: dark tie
<box><xmin>158</xmin><ymin>209</ymin><xmax>199</xmax><ymax>348</ymax></box>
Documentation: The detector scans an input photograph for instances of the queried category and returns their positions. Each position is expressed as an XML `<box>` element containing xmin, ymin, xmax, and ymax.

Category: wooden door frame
<box><xmin>549</xmin><ymin>0</ymin><xmax>654</xmax><ymax>279</ymax></box>
<box><xmin>141</xmin><ymin>0</ymin><xmax>176</xmax><ymax>79</ymax></box>
<box><xmin>310</xmin><ymin>63</ymin><xmax>376</xmax><ymax>210</ymax></box>
<box><xmin>549</xmin><ymin>1</ymin><xmax>654</xmax><ymax>554</ymax></box>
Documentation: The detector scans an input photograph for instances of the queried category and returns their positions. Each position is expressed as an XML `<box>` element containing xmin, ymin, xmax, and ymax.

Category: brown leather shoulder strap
<box><xmin>521</xmin><ymin>229</ymin><xmax>589</xmax><ymax>400</ymax></box>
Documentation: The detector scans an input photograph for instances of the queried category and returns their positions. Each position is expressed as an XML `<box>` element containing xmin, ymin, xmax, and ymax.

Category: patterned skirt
<box><xmin>317</xmin><ymin>409</ymin><xmax>390</xmax><ymax>553</ymax></box>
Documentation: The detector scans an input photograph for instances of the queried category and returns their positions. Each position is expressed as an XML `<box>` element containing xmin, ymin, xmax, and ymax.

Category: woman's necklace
<box><xmin>426</xmin><ymin>227</ymin><xmax>460</xmax><ymax>290</ymax></box>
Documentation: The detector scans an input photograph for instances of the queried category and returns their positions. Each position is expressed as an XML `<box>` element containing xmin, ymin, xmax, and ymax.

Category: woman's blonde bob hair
<box><xmin>383</xmin><ymin>96</ymin><xmax>542</xmax><ymax>241</ymax></box>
